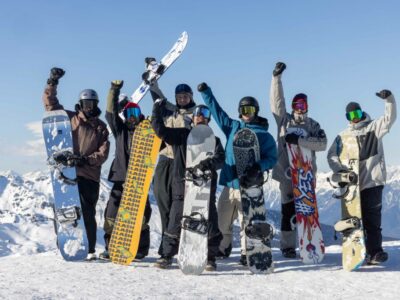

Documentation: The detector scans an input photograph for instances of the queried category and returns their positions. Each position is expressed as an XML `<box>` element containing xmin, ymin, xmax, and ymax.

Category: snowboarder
<box><xmin>269</xmin><ymin>62</ymin><xmax>327</xmax><ymax>259</ymax></box>
<box><xmin>99</xmin><ymin>80</ymin><xmax>152</xmax><ymax>260</ymax></box>
<box><xmin>148</xmin><ymin>79</ymin><xmax>197</xmax><ymax>260</ymax></box>
<box><xmin>198</xmin><ymin>82</ymin><xmax>277</xmax><ymax>265</ymax></box>
<box><xmin>327</xmin><ymin>90</ymin><xmax>396</xmax><ymax>265</ymax></box>
<box><xmin>151</xmin><ymin>100</ymin><xmax>224</xmax><ymax>271</ymax></box>
<box><xmin>42</xmin><ymin>67</ymin><xmax>110</xmax><ymax>260</ymax></box>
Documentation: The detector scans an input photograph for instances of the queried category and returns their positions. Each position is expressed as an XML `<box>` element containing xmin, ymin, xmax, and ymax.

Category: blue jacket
<box><xmin>200</xmin><ymin>87</ymin><xmax>277</xmax><ymax>189</ymax></box>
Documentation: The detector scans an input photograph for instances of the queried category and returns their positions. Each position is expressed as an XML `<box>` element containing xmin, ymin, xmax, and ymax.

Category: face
<box><xmin>176</xmin><ymin>93</ymin><xmax>192</xmax><ymax>107</ymax></box>
<box><xmin>80</xmin><ymin>100</ymin><xmax>97</xmax><ymax>117</ymax></box>
<box><xmin>193</xmin><ymin>115</ymin><xmax>209</xmax><ymax>126</ymax></box>
<box><xmin>241</xmin><ymin>113</ymin><xmax>255</xmax><ymax>123</ymax></box>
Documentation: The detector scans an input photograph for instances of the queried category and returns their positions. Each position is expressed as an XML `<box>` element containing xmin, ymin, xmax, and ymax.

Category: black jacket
<box><xmin>151</xmin><ymin>101</ymin><xmax>225</xmax><ymax>200</ymax></box>
<box><xmin>105</xmin><ymin>88</ymin><xmax>136</xmax><ymax>182</ymax></box>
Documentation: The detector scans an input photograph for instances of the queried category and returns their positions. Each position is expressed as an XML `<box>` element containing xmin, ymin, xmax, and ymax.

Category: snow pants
<box><xmin>217</xmin><ymin>187</ymin><xmax>246</xmax><ymax>256</ymax></box>
<box><xmin>103</xmin><ymin>182</ymin><xmax>152</xmax><ymax>256</ymax></box>
<box><xmin>361</xmin><ymin>185</ymin><xmax>384</xmax><ymax>257</ymax></box>
<box><xmin>153</xmin><ymin>157</ymin><xmax>174</xmax><ymax>256</ymax></box>
<box><xmin>279</xmin><ymin>180</ymin><xmax>297</xmax><ymax>250</ymax></box>
<box><xmin>77</xmin><ymin>176</ymin><xmax>100</xmax><ymax>254</ymax></box>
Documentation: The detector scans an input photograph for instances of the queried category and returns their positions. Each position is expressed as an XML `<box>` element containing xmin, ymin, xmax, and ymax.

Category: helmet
<box><xmin>79</xmin><ymin>89</ymin><xmax>99</xmax><ymax>102</ymax></box>
<box><xmin>175</xmin><ymin>83</ymin><xmax>193</xmax><ymax>95</ymax></box>
<box><xmin>123</xmin><ymin>102</ymin><xmax>142</xmax><ymax>119</ymax></box>
<box><xmin>238</xmin><ymin>96</ymin><xmax>259</xmax><ymax>116</ymax></box>
<box><xmin>291</xmin><ymin>93</ymin><xmax>308</xmax><ymax>111</ymax></box>
<box><xmin>193</xmin><ymin>105</ymin><xmax>211</xmax><ymax>120</ymax></box>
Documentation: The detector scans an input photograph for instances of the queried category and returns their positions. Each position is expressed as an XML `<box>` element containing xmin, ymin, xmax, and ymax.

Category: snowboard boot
<box><xmin>154</xmin><ymin>257</ymin><xmax>172</xmax><ymax>269</ymax></box>
<box><xmin>334</xmin><ymin>217</ymin><xmax>360</xmax><ymax>232</ymax></box>
<box><xmin>134</xmin><ymin>252</ymin><xmax>146</xmax><ymax>261</ymax></box>
<box><xmin>99</xmin><ymin>250</ymin><xmax>110</xmax><ymax>260</ymax></box>
<box><xmin>282</xmin><ymin>248</ymin><xmax>297</xmax><ymax>259</ymax></box>
<box><xmin>85</xmin><ymin>252</ymin><xmax>97</xmax><ymax>261</ymax></box>
<box><xmin>367</xmin><ymin>251</ymin><xmax>389</xmax><ymax>265</ymax></box>
<box><xmin>239</xmin><ymin>254</ymin><xmax>248</xmax><ymax>266</ymax></box>
<box><xmin>205</xmin><ymin>260</ymin><xmax>217</xmax><ymax>271</ymax></box>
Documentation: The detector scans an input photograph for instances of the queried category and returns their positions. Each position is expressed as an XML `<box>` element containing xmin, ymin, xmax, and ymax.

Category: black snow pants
<box><xmin>77</xmin><ymin>176</ymin><xmax>100</xmax><ymax>254</ymax></box>
<box><xmin>103</xmin><ymin>182</ymin><xmax>152</xmax><ymax>256</ymax></box>
<box><xmin>361</xmin><ymin>185</ymin><xmax>384</xmax><ymax>257</ymax></box>
<box><xmin>153</xmin><ymin>157</ymin><xmax>174</xmax><ymax>256</ymax></box>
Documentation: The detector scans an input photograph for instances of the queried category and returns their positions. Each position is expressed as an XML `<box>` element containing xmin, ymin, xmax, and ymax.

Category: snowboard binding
<box><xmin>245</xmin><ymin>222</ymin><xmax>274</xmax><ymax>243</ymax></box>
<box><xmin>185</xmin><ymin>167</ymin><xmax>212</xmax><ymax>187</ymax></box>
<box><xmin>327</xmin><ymin>170</ymin><xmax>358</xmax><ymax>199</ymax></box>
<box><xmin>141</xmin><ymin>57</ymin><xmax>166</xmax><ymax>84</ymax></box>
<box><xmin>55</xmin><ymin>206</ymin><xmax>82</xmax><ymax>227</ymax></box>
<box><xmin>181</xmin><ymin>212</ymin><xmax>209</xmax><ymax>235</ymax></box>
<box><xmin>334</xmin><ymin>217</ymin><xmax>361</xmax><ymax>233</ymax></box>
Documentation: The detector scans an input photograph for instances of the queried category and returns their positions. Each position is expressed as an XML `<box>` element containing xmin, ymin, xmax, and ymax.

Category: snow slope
<box><xmin>1</xmin><ymin>169</ymin><xmax>400</xmax><ymax>299</ymax></box>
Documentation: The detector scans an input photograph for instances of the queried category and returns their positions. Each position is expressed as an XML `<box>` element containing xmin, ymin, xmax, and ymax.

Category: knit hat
<box><xmin>345</xmin><ymin>102</ymin><xmax>362</xmax><ymax>113</ymax></box>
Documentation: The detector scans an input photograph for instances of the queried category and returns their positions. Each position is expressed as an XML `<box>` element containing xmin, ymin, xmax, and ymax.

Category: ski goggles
<box><xmin>125</xmin><ymin>107</ymin><xmax>141</xmax><ymax>119</ymax></box>
<box><xmin>346</xmin><ymin>109</ymin><xmax>363</xmax><ymax>121</ymax></box>
<box><xmin>239</xmin><ymin>106</ymin><xmax>256</xmax><ymax>115</ymax></box>
<box><xmin>292</xmin><ymin>99</ymin><xmax>308</xmax><ymax>112</ymax></box>
<box><xmin>193</xmin><ymin>106</ymin><xmax>211</xmax><ymax>119</ymax></box>
<box><xmin>80</xmin><ymin>99</ymin><xmax>97</xmax><ymax>110</ymax></box>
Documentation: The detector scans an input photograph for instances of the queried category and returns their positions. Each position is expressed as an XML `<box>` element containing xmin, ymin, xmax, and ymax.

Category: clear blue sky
<box><xmin>0</xmin><ymin>0</ymin><xmax>399</xmax><ymax>173</ymax></box>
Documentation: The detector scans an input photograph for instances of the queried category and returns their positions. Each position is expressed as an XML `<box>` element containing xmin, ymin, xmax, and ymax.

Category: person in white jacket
<box><xmin>270</xmin><ymin>62</ymin><xmax>327</xmax><ymax>258</ymax></box>
<box><xmin>327</xmin><ymin>89</ymin><xmax>396</xmax><ymax>265</ymax></box>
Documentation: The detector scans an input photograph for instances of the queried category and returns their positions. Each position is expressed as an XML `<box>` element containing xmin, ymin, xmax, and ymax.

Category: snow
<box><xmin>1</xmin><ymin>169</ymin><xmax>400</xmax><ymax>299</ymax></box>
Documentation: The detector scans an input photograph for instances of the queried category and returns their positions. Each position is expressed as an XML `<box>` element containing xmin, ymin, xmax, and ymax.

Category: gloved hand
<box><xmin>197</xmin><ymin>82</ymin><xmax>208</xmax><ymax>92</ymax></box>
<box><xmin>145</xmin><ymin>57</ymin><xmax>156</xmax><ymax>69</ymax></box>
<box><xmin>67</xmin><ymin>155</ymin><xmax>88</xmax><ymax>167</ymax></box>
<box><xmin>273</xmin><ymin>62</ymin><xmax>286</xmax><ymax>76</ymax></box>
<box><xmin>375</xmin><ymin>89</ymin><xmax>392</xmax><ymax>99</ymax></box>
<box><xmin>285</xmin><ymin>133</ymin><xmax>300</xmax><ymax>145</ymax></box>
<box><xmin>195</xmin><ymin>158</ymin><xmax>214</xmax><ymax>172</ymax></box>
<box><xmin>47</xmin><ymin>67</ymin><xmax>65</xmax><ymax>86</ymax></box>
<box><xmin>240</xmin><ymin>163</ymin><xmax>264</xmax><ymax>188</ymax></box>
<box><xmin>111</xmin><ymin>80</ymin><xmax>124</xmax><ymax>90</ymax></box>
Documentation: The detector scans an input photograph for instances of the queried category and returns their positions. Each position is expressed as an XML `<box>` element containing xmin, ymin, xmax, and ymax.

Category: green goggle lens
<box><xmin>240</xmin><ymin>106</ymin><xmax>256</xmax><ymax>115</ymax></box>
<box><xmin>346</xmin><ymin>109</ymin><xmax>363</xmax><ymax>121</ymax></box>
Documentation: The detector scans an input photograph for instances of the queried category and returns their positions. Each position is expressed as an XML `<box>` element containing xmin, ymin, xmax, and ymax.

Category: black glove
<box><xmin>67</xmin><ymin>155</ymin><xmax>87</xmax><ymax>167</ymax></box>
<box><xmin>196</xmin><ymin>158</ymin><xmax>214</xmax><ymax>172</ymax></box>
<box><xmin>47</xmin><ymin>67</ymin><xmax>65</xmax><ymax>86</ymax></box>
<box><xmin>145</xmin><ymin>57</ymin><xmax>156</xmax><ymax>67</ymax></box>
<box><xmin>285</xmin><ymin>133</ymin><xmax>300</xmax><ymax>145</ymax></box>
<box><xmin>197</xmin><ymin>82</ymin><xmax>208</xmax><ymax>92</ymax></box>
<box><xmin>240</xmin><ymin>163</ymin><xmax>263</xmax><ymax>188</ymax></box>
<box><xmin>111</xmin><ymin>80</ymin><xmax>124</xmax><ymax>90</ymax></box>
<box><xmin>375</xmin><ymin>89</ymin><xmax>392</xmax><ymax>99</ymax></box>
<box><xmin>273</xmin><ymin>62</ymin><xmax>286</xmax><ymax>76</ymax></box>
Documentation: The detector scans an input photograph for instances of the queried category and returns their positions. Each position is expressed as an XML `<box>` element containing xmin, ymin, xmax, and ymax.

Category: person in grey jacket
<box><xmin>327</xmin><ymin>90</ymin><xmax>396</xmax><ymax>265</ymax></box>
<box><xmin>270</xmin><ymin>62</ymin><xmax>327</xmax><ymax>258</ymax></box>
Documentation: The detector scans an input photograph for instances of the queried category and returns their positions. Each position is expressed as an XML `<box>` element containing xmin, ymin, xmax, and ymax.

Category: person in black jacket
<box><xmin>152</xmin><ymin>99</ymin><xmax>224</xmax><ymax>271</ymax></box>
<box><xmin>100</xmin><ymin>80</ymin><xmax>152</xmax><ymax>260</ymax></box>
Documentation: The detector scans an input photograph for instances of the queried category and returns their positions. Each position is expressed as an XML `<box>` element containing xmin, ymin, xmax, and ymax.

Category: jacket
<box><xmin>42</xmin><ymin>84</ymin><xmax>110</xmax><ymax>182</ymax></box>
<box><xmin>270</xmin><ymin>75</ymin><xmax>327</xmax><ymax>183</ymax></box>
<box><xmin>200</xmin><ymin>86</ymin><xmax>277</xmax><ymax>190</ymax></box>
<box><xmin>327</xmin><ymin>94</ymin><xmax>396</xmax><ymax>191</ymax></box>
<box><xmin>151</xmin><ymin>101</ymin><xmax>225</xmax><ymax>199</ymax></box>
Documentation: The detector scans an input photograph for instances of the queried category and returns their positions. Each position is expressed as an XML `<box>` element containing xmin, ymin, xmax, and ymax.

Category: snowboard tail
<box><xmin>109</xmin><ymin>120</ymin><xmax>161</xmax><ymax>265</ymax></box>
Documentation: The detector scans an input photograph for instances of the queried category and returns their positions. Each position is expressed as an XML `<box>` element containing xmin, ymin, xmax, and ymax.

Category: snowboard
<box><xmin>109</xmin><ymin>119</ymin><xmax>161</xmax><ymax>265</ymax></box>
<box><xmin>131</xmin><ymin>31</ymin><xmax>188</xmax><ymax>104</ymax></box>
<box><xmin>177</xmin><ymin>125</ymin><xmax>215</xmax><ymax>275</ymax></box>
<box><xmin>42</xmin><ymin>110</ymin><xmax>88</xmax><ymax>261</ymax></box>
<box><xmin>233</xmin><ymin>128</ymin><xmax>274</xmax><ymax>274</ymax></box>
<box><xmin>329</xmin><ymin>131</ymin><xmax>365</xmax><ymax>271</ymax></box>
<box><xmin>286</xmin><ymin>127</ymin><xmax>324</xmax><ymax>264</ymax></box>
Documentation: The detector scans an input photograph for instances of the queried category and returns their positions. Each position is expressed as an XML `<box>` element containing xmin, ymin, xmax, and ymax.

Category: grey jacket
<box><xmin>269</xmin><ymin>75</ymin><xmax>327</xmax><ymax>182</ymax></box>
<box><xmin>327</xmin><ymin>94</ymin><xmax>397</xmax><ymax>191</ymax></box>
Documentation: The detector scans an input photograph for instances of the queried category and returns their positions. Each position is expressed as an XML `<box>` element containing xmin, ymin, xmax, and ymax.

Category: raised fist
<box><xmin>273</xmin><ymin>62</ymin><xmax>286</xmax><ymax>76</ymax></box>
<box><xmin>111</xmin><ymin>80</ymin><xmax>124</xmax><ymax>90</ymax></box>
<box><xmin>197</xmin><ymin>82</ymin><xmax>208</xmax><ymax>92</ymax></box>
<box><xmin>375</xmin><ymin>89</ymin><xmax>392</xmax><ymax>99</ymax></box>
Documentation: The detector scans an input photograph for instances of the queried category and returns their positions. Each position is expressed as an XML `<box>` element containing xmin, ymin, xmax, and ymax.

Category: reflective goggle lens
<box><xmin>126</xmin><ymin>107</ymin><xmax>141</xmax><ymax>118</ymax></box>
<box><xmin>292</xmin><ymin>99</ymin><xmax>308</xmax><ymax>111</ymax></box>
<box><xmin>81</xmin><ymin>99</ymin><xmax>96</xmax><ymax>110</ymax></box>
<box><xmin>240</xmin><ymin>106</ymin><xmax>256</xmax><ymax>115</ymax></box>
<box><xmin>194</xmin><ymin>107</ymin><xmax>211</xmax><ymax>119</ymax></box>
<box><xmin>346</xmin><ymin>109</ymin><xmax>363</xmax><ymax>121</ymax></box>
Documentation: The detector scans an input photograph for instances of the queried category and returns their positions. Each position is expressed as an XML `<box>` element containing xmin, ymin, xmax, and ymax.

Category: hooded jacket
<box><xmin>327</xmin><ymin>95</ymin><xmax>396</xmax><ymax>191</ymax></box>
<box><xmin>200</xmin><ymin>86</ymin><xmax>277</xmax><ymax>190</ymax></box>
<box><xmin>270</xmin><ymin>75</ymin><xmax>327</xmax><ymax>183</ymax></box>
<box><xmin>151</xmin><ymin>100</ymin><xmax>225</xmax><ymax>199</ymax></box>
<box><xmin>42</xmin><ymin>84</ymin><xmax>110</xmax><ymax>182</ymax></box>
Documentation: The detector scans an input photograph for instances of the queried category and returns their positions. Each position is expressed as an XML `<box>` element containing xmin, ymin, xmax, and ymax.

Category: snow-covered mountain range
<box><xmin>1</xmin><ymin>166</ymin><xmax>400</xmax><ymax>257</ymax></box>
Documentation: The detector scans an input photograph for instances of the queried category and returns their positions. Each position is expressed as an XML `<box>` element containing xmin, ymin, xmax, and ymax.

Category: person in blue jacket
<box><xmin>197</xmin><ymin>82</ymin><xmax>277</xmax><ymax>265</ymax></box>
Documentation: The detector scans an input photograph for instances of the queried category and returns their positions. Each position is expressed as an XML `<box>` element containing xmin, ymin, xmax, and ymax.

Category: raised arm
<box><xmin>105</xmin><ymin>80</ymin><xmax>125</xmax><ymax>136</ymax></box>
<box><xmin>372</xmin><ymin>90</ymin><xmax>397</xmax><ymax>138</ymax></box>
<box><xmin>269</xmin><ymin>62</ymin><xmax>288</xmax><ymax>123</ymax></box>
<box><xmin>42</xmin><ymin>67</ymin><xmax>66</xmax><ymax>111</ymax></box>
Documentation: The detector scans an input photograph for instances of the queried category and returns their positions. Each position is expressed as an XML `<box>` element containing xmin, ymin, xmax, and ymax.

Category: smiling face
<box><xmin>175</xmin><ymin>93</ymin><xmax>192</xmax><ymax>107</ymax></box>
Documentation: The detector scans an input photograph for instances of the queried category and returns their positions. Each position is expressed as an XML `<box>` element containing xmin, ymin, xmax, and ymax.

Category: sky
<box><xmin>0</xmin><ymin>0</ymin><xmax>399</xmax><ymax>173</ymax></box>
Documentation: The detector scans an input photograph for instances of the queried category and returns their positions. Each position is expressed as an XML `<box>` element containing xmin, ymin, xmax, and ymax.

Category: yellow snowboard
<box><xmin>109</xmin><ymin>119</ymin><xmax>161</xmax><ymax>265</ymax></box>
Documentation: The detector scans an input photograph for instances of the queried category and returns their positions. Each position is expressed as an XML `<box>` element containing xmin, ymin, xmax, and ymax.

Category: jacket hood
<box><xmin>241</xmin><ymin>116</ymin><xmax>269</xmax><ymax>130</ymax></box>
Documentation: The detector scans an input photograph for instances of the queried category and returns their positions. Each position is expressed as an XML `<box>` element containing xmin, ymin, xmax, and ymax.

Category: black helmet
<box><xmin>175</xmin><ymin>83</ymin><xmax>193</xmax><ymax>95</ymax></box>
<box><xmin>238</xmin><ymin>96</ymin><xmax>259</xmax><ymax>117</ymax></box>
